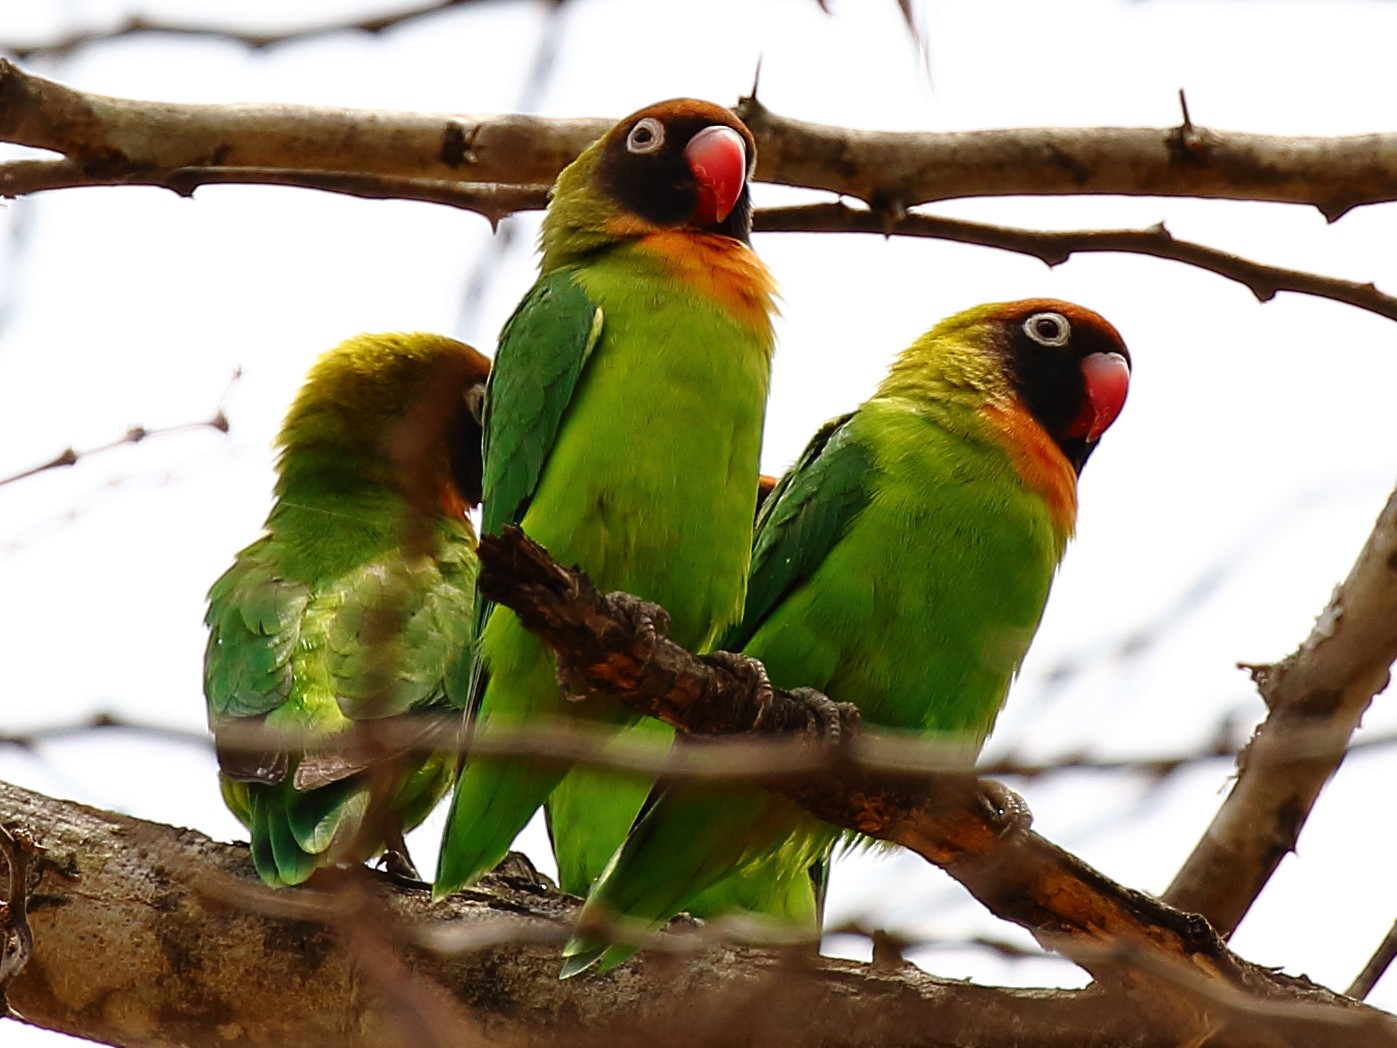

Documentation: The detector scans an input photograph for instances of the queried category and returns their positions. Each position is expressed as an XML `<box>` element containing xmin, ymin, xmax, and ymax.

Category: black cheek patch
<box><xmin>1006</xmin><ymin>330</ymin><xmax>1089</xmax><ymax>442</ymax></box>
<box><xmin>593</xmin><ymin>114</ymin><xmax>755</xmax><ymax>241</ymax></box>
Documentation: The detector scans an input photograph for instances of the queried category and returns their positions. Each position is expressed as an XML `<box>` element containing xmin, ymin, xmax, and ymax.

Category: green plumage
<box><xmin>434</xmin><ymin>101</ymin><xmax>776</xmax><ymax>900</ymax></box>
<box><xmin>564</xmin><ymin>300</ymin><xmax>1126</xmax><ymax>975</ymax></box>
<box><xmin>206</xmin><ymin>331</ymin><xmax>486</xmax><ymax>887</ymax></box>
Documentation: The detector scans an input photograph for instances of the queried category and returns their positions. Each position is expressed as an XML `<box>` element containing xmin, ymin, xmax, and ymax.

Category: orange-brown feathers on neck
<box><xmin>613</xmin><ymin>224</ymin><xmax>778</xmax><ymax>335</ymax></box>
<box><xmin>979</xmin><ymin>401</ymin><xmax>1078</xmax><ymax>544</ymax></box>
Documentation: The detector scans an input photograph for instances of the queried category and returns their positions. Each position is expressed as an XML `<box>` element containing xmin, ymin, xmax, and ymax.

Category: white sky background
<box><xmin>2</xmin><ymin>0</ymin><xmax>1396</xmax><ymax>1041</ymax></box>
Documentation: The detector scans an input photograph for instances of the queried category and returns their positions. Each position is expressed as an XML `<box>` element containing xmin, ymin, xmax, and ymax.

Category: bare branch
<box><xmin>1165</xmin><ymin>484</ymin><xmax>1397</xmax><ymax>935</ymax></box>
<box><xmin>755</xmin><ymin>204</ymin><xmax>1397</xmax><ymax>324</ymax></box>
<box><xmin>1350</xmin><ymin>919</ymin><xmax>1397</xmax><ymax>1001</ymax></box>
<box><xmin>8</xmin><ymin>60</ymin><xmax>1397</xmax><ymax>217</ymax></box>
<box><xmin>0</xmin><ymin>158</ymin><xmax>553</xmax><ymax>227</ymax></box>
<box><xmin>4</xmin><ymin>777</ymin><xmax>1255</xmax><ymax>1048</ymax></box>
<box><xmin>0</xmin><ymin>405</ymin><xmax>233</xmax><ymax>488</ymax></box>
<box><xmin>0</xmin><ymin>1</ymin><xmax>518</xmax><ymax>61</ymax></box>
<box><xmin>0</xmin><ymin>59</ymin><xmax>608</xmax><ymax>191</ymax></box>
<box><xmin>473</xmin><ymin>527</ymin><xmax>1388</xmax><ymax>1042</ymax></box>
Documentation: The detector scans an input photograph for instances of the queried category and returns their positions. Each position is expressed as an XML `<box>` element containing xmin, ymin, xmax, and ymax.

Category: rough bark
<box><xmin>0</xmin><ymin>780</ymin><xmax>1265</xmax><ymax>1048</ymax></box>
<box><xmin>1165</xmin><ymin>484</ymin><xmax>1397</xmax><ymax>935</ymax></box>
<box><xmin>472</xmin><ymin>528</ymin><xmax>1396</xmax><ymax>1046</ymax></box>
<box><xmin>5</xmin><ymin>59</ymin><xmax>1397</xmax><ymax>218</ymax></box>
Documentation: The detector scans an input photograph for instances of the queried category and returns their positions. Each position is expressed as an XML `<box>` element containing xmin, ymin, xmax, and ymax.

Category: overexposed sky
<box><xmin>3</xmin><ymin>1</ymin><xmax>1397</xmax><ymax>1042</ymax></box>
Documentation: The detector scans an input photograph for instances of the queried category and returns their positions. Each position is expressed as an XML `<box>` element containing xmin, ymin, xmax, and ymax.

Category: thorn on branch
<box><xmin>1167</xmin><ymin>89</ymin><xmax>1209</xmax><ymax>164</ymax></box>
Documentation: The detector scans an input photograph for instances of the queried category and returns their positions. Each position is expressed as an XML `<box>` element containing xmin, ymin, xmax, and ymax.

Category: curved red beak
<box><xmin>1069</xmin><ymin>351</ymin><xmax>1131</xmax><ymax>443</ymax></box>
<box><xmin>684</xmin><ymin>125</ymin><xmax>747</xmax><ymax>226</ymax></box>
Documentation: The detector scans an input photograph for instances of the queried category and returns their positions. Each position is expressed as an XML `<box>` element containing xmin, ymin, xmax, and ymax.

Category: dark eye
<box><xmin>1024</xmin><ymin>312</ymin><xmax>1070</xmax><ymax>347</ymax></box>
<box><xmin>626</xmin><ymin>117</ymin><xmax>665</xmax><ymax>154</ymax></box>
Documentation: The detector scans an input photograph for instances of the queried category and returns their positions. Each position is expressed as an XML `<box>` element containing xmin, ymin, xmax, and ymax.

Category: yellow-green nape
<box><xmin>280</xmin><ymin>331</ymin><xmax>491</xmax><ymax>449</ymax></box>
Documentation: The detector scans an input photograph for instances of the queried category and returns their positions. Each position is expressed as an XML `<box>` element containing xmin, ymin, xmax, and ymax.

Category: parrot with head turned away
<box><xmin>562</xmin><ymin>298</ymin><xmax>1131</xmax><ymax>975</ymax></box>
<box><xmin>205</xmin><ymin>332</ymin><xmax>489</xmax><ymax>887</ymax></box>
<box><xmin>432</xmin><ymin>99</ymin><xmax>777</xmax><ymax>901</ymax></box>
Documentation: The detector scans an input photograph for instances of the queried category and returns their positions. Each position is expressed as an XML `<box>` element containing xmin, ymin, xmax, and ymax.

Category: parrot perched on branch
<box><xmin>205</xmin><ymin>332</ymin><xmax>489</xmax><ymax>887</ymax></box>
<box><xmin>563</xmin><ymin>298</ymin><xmax>1131</xmax><ymax>975</ymax></box>
<box><xmin>433</xmin><ymin>98</ymin><xmax>778</xmax><ymax>901</ymax></box>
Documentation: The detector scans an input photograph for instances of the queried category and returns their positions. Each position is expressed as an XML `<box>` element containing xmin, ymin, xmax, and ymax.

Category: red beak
<box><xmin>684</xmin><ymin>125</ymin><xmax>747</xmax><ymax>226</ymax></box>
<box><xmin>1068</xmin><ymin>351</ymin><xmax>1131</xmax><ymax>442</ymax></box>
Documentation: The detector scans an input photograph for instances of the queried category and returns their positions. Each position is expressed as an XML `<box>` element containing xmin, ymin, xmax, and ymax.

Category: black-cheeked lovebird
<box><xmin>434</xmin><ymin>99</ymin><xmax>778</xmax><ymax>900</ymax></box>
<box><xmin>204</xmin><ymin>332</ymin><xmax>489</xmax><ymax>887</ymax></box>
<box><xmin>563</xmin><ymin>299</ymin><xmax>1131</xmax><ymax>974</ymax></box>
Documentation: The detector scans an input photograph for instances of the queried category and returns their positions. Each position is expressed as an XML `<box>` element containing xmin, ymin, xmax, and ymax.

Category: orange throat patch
<box><xmin>979</xmin><ymin>401</ymin><xmax>1078</xmax><ymax>544</ymax></box>
<box><xmin>624</xmin><ymin>228</ymin><xmax>778</xmax><ymax>336</ymax></box>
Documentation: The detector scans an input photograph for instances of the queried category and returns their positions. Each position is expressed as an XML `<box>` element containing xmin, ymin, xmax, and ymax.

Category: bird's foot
<box><xmin>977</xmin><ymin>780</ymin><xmax>1033</xmax><ymax>838</ymax></box>
<box><xmin>556</xmin><ymin>590</ymin><xmax>670</xmax><ymax>700</ymax></box>
<box><xmin>612</xmin><ymin>590</ymin><xmax>671</xmax><ymax>664</ymax></box>
<box><xmin>379</xmin><ymin>846</ymin><xmax>424</xmax><ymax>885</ymax></box>
<box><xmin>788</xmin><ymin>686</ymin><xmax>856</xmax><ymax>743</ymax></box>
<box><xmin>703</xmin><ymin>650</ymin><xmax>776</xmax><ymax>729</ymax></box>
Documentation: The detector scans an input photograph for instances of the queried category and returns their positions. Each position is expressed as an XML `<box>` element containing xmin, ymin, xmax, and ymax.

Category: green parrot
<box><xmin>205</xmin><ymin>331</ymin><xmax>490</xmax><ymax>887</ymax></box>
<box><xmin>562</xmin><ymin>298</ymin><xmax>1131</xmax><ymax>974</ymax></box>
<box><xmin>433</xmin><ymin>99</ymin><xmax>778</xmax><ymax>900</ymax></box>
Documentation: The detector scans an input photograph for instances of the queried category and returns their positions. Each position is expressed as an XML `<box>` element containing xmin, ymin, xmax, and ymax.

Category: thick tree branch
<box><xmin>0</xmin><ymin>823</ymin><xmax>38</xmax><ymax>1018</ymax></box>
<box><xmin>7</xmin><ymin>61</ymin><xmax>1396</xmax><ymax>327</ymax></box>
<box><xmin>474</xmin><ymin>528</ymin><xmax>1391</xmax><ymax>1043</ymax></box>
<box><xmin>1</xmin><ymin>778</ymin><xmax>1278</xmax><ymax>1048</ymax></box>
<box><xmin>734</xmin><ymin>96</ymin><xmax>1397</xmax><ymax>219</ymax></box>
<box><xmin>1165</xmin><ymin>484</ymin><xmax>1397</xmax><ymax>936</ymax></box>
<box><xmin>7</xmin><ymin>60</ymin><xmax>1397</xmax><ymax>216</ymax></box>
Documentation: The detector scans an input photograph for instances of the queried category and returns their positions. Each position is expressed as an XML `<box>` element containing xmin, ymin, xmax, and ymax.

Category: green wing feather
<box><xmin>562</xmin><ymin>416</ymin><xmax>878</xmax><ymax>974</ymax></box>
<box><xmin>720</xmin><ymin>412</ymin><xmax>875</xmax><ymax>652</ymax></box>
<box><xmin>207</xmin><ymin>517</ymin><xmax>472</xmax><ymax>887</ymax></box>
<box><xmin>204</xmin><ymin>541</ymin><xmax>309</xmax><ymax>723</ymax></box>
<box><xmin>480</xmin><ymin>270</ymin><xmax>603</xmax><ymax>540</ymax></box>
<box><xmin>466</xmin><ymin>270</ymin><xmax>602</xmax><ymax>699</ymax></box>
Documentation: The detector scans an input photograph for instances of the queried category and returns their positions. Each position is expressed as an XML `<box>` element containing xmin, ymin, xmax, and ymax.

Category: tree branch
<box><xmin>1</xmin><ymin>777</ymin><xmax>1274</xmax><ymax>1048</ymax></box>
<box><xmin>1165</xmin><ymin>483</ymin><xmax>1397</xmax><ymax>936</ymax></box>
<box><xmin>754</xmin><ymin>204</ymin><xmax>1397</xmax><ymax>324</ymax></box>
<box><xmin>8</xmin><ymin>59</ymin><xmax>1397</xmax><ymax>216</ymax></box>
<box><xmin>473</xmin><ymin>527</ymin><xmax>1392</xmax><ymax>1043</ymax></box>
<box><xmin>0</xmin><ymin>823</ymin><xmax>38</xmax><ymax>1019</ymax></box>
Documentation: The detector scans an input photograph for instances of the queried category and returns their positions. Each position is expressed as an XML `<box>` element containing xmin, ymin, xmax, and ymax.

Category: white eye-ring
<box><xmin>1024</xmin><ymin>311</ymin><xmax>1071</xmax><ymax>347</ymax></box>
<box><xmin>626</xmin><ymin>117</ymin><xmax>665</xmax><ymax>155</ymax></box>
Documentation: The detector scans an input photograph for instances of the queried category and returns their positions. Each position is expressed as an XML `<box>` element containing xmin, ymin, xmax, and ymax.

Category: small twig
<box><xmin>0</xmin><ymin>823</ymin><xmax>41</xmax><ymax>1018</ymax></box>
<box><xmin>1349</xmin><ymin>918</ymin><xmax>1397</xmax><ymax>1000</ymax></box>
<box><xmin>13</xmin><ymin>708</ymin><xmax>1397</xmax><ymax>788</ymax></box>
<box><xmin>0</xmin><ymin>0</ymin><xmax>513</xmax><ymax>61</ymax></box>
<box><xmin>0</xmin><ymin>397</ymin><xmax>235</xmax><ymax>488</ymax></box>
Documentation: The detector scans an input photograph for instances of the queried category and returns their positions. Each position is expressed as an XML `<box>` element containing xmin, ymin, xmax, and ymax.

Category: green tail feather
<box><xmin>433</xmin><ymin>756</ymin><xmax>567</xmax><ymax>900</ymax></box>
<box><xmin>285</xmin><ymin>779</ymin><xmax>363</xmax><ymax>854</ymax></box>
<box><xmin>562</xmin><ymin>784</ymin><xmax>822</xmax><ymax>977</ymax></box>
<box><xmin>255</xmin><ymin>789</ymin><xmax>322</xmax><ymax>887</ymax></box>
<box><xmin>546</xmin><ymin>719</ymin><xmax>672</xmax><ymax>895</ymax></box>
